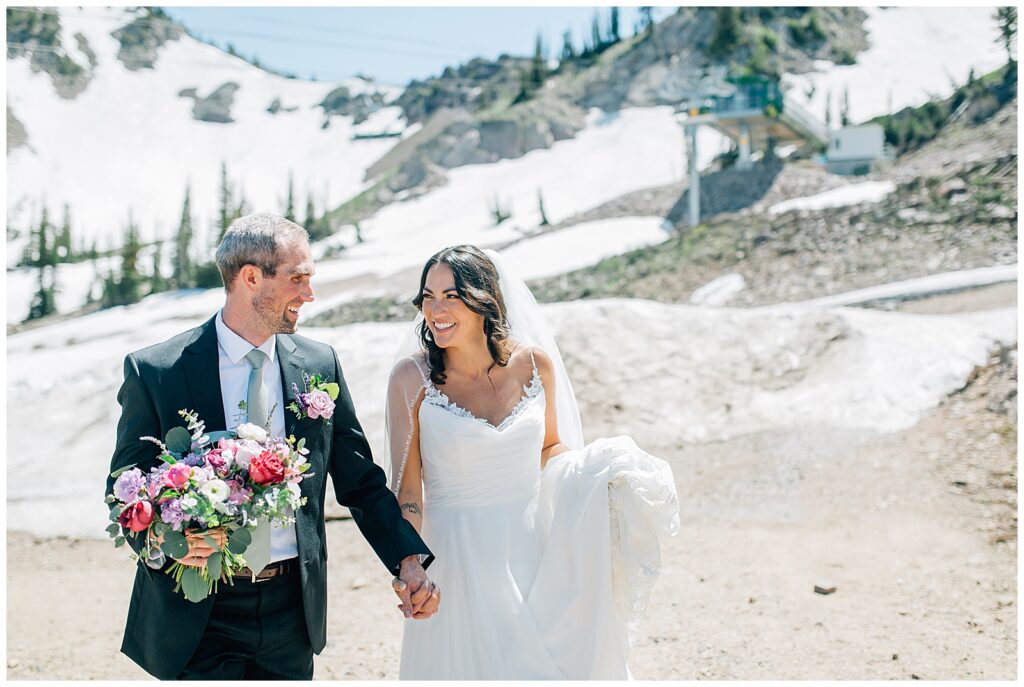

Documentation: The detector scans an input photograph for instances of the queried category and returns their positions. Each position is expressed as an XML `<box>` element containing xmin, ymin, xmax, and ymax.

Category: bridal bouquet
<box><xmin>106</xmin><ymin>409</ymin><xmax>312</xmax><ymax>602</ymax></box>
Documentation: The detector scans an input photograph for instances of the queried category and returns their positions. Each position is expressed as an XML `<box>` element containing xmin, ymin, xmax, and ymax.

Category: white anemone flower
<box><xmin>200</xmin><ymin>479</ymin><xmax>230</xmax><ymax>504</ymax></box>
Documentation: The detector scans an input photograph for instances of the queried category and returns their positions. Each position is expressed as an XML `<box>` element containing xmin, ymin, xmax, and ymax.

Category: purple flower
<box><xmin>113</xmin><ymin>468</ymin><xmax>146</xmax><ymax>503</ymax></box>
<box><xmin>159</xmin><ymin>498</ymin><xmax>187</xmax><ymax>531</ymax></box>
<box><xmin>183</xmin><ymin>452</ymin><xmax>204</xmax><ymax>467</ymax></box>
<box><xmin>146</xmin><ymin>467</ymin><xmax>164</xmax><ymax>496</ymax></box>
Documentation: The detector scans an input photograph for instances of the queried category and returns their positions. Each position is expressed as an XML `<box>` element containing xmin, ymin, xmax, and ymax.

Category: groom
<box><xmin>106</xmin><ymin>213</ymin><xmax>438</xmax><ymax>679</ymax></box>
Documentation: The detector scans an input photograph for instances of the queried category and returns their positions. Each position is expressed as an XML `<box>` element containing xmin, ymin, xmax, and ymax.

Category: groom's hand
<box><xmin>157</xmin><ymin>528</ymin><xmax>227</xmax><ymax>568</ymax></box>
<box><xmin>393</xmin><ymin>555</ymin><xmax>440</xmax><ymax>620</ymax></box>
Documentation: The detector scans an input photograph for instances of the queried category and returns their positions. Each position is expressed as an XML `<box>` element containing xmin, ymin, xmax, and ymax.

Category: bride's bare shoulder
<box><xmin>389</xmin><ymin>354</ymin><xmax>429</xmax><ymax>387</ymax></box>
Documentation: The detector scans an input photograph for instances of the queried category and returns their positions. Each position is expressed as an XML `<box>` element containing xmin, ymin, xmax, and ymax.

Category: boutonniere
<box><xmin>287</xmin><ymin>373</ymin><xmax>340</xmax><ymax>423</ymax></box>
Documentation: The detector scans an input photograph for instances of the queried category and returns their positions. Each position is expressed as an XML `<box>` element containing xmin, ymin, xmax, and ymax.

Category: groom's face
<box><xmin>252</xmin><ymin>238</ymin><xmax>316</xmax><ymax>335</ymax></box>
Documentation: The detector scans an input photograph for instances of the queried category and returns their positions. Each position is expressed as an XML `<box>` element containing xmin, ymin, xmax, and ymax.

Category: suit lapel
<box><xmin>276</xmin><ymin>333</ymin><xmax>307</xmax><ymax>438</ymax></box>
<box><xmin>182</xmin><ymin>316</ymin><xmax>227</xmax><ymax>433</ymax></box>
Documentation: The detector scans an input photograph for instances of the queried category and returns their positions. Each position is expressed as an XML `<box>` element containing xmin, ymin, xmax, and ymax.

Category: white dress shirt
<box><xmin>215</xmin><ymin>310</ymin><xmax>298</xmax><ymax>563</ymax></box>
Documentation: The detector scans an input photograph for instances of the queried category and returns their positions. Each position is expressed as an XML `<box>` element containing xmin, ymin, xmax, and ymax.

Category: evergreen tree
<box><xmin>151</xmin><ymin>240</ymin><xmax>166</xmax><ymax>294</ymax></box>
<box><xmin>638</xmin><ymin>6</ymin><xmax>654</xmax><ymax>35</ymax></box>
<box><xmin>26</xmin><ymin>265</ymin><xmax>58</xmax><ymax>321</ymax></box>
<box><xmin>284</xmin><ymin>171</ymin><xmax>296</xmax><ymax>222</ymax></box>
<box><xmin>217</xmin><ymin>161</ymin><xmax>233</xmax><ymax>241</ymax></box>
<box><xmin>530</xmin><ymin>32</ymin><xmax>548</xmax><ymax>89</ymax></box>
<box><xmin>173</xmin><ymin>184</ymin><xmax>194</xmax><ymax>289</ymax></box>
<box><xmin>104</xmin><ymin>212</ymin><xmax>145</xmax><ymax>307</ymax></box>
<box><xmin>303</xmin><ymin>195</ymin><xmax>318</xmax><ymax>238</ymax></box>
<box><xmin>538</xmin><ymin>190</ymin><xmax>549</xmax><ymax>226</ymax></box>
<box><xmin>560</xmin><ymin>30</ymin><xmax>576</xmax><ymax>62</ymax></box>
<box><xmin>995</xmin><ymin>7</ymin><xmax>1017</xmax><ymax>63</ymax></box>
<box><xmin>609</xmin><ymin>7</ymin><xmax>620</xmax><ymax>44</ymax></box>
<box><xmin>55</xmin><ymin>203</ymin><xmax>72</xmax><ymax>261</ymax></box>
<box><xmin>840</xmin><ymin>86</ymin><xmax>851</xmax><ymax>126</ymax></box>
<box><xmin>590</xmin><ymin>11</ymin><xmax>603</xmax><ymax>53</ymax></box>
<box><xmin>824</xmin><ymin>89</ymin><xmax>833</xmax><ymax>129</ymax></box>
<box><xmin>708</xmin><ymin>7</ymin><xmax>742</xmax><ymax>59</ymax></box>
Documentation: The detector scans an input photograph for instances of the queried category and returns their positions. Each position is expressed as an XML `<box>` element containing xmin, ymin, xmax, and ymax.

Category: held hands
<box><xmin>392</xmin><ymin>555</ymin><xmax>441</xmax><ymax>620</ymax></box>
<box><xmin>155</xmin><ymin>527</ymin><xmax>228</xmax><ymax>568</ymax></box>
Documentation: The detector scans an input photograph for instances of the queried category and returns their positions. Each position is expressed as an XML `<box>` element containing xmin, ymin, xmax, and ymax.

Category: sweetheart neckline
<box><xmin>422</xmin><ymin>367</ymin><xmax>543</xmax><ymax>432</ymax></box>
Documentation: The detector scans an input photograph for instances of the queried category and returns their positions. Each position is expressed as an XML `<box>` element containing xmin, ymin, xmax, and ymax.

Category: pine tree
<box><xmin>284</xmin><ymin>172</ymin><xmax>296</xmax><ymax>222</ymax></box>
<box><xmin>538</xmin><ymin>190</ymin><xmax>550</xmax><ymax>226</ymax></box>
<box><xmin>590</xmin><ymin>11</ymin><xmax>603</xmax><ymax>53</ymax></box>
<box><xmin>530</xmin><ymin>32</ymin><xmax>548</xmax><ymax>89</ymax></box>
<box><xmin>26</xmin><ymin>265</ymin><xmax>58</xmax><ymax>321</ymax></box>
<box><xmin>217</xmin><ymin>161</ymin><xmax>233</xmax><ymax>241</ymax></box>
<box><xmin>708</xmin><ymin>7</ymin><xmax>742</xmax><ymax>59</ymax></box>
<box><xmin>609</xmin><ymin>7</ymin><xmax>620</xmax><ymax>44</ymax></box>
<box><xmin>995</xmin><ymin>7</ymin><xmax>1017</xmax><ymax>63</ymax></box>
<box><xmin>824</xmin><ymin>89</ymin><xmax>833</xmax><ymax>129</ymax></box>
<box><xmin>173</xmin><ymin>184</ymin><xmax>194</xmax><ymax>288</ymax></box>
<box><xmin>639</xmin><ymin>6</ymin><xmax>654</xmax><ymax>35</ymax></box>
<box><xmin>55</xmin><ymin>203</ymin><xmax>72</xmax><ymax>261</ymax></box>
<box><xmin>104</xmin><ymin>212</ymin><xmax>145</xmax><ymax>307</ymax></box>
<box><xmin>151</xmin><ymin>240</ymin><xmax>166</xmax><ymax>294</ymax></box>
<box><xmin>840</xmin><ymin>86</ymin><xmax>851</xmax><ymax>127</ymax></box>
<box><xmin>560</xmin><ymin>30</ymin><xmax>576</xmax><ymax>62</ymax></box>
<box><xmin>303</xmin><ymin>195</ymin><xmax>318</xmax><ymax>239</ymax></box>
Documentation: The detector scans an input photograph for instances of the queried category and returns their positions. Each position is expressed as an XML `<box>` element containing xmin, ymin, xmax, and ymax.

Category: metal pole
<box><xmin>738</xmin><ymin>122</ymin><xmax>752</xmax><ymax>169</ymax></box>
<box><xmin>687</xmin><ymin>123</ymin><xmax>700</xmax><ymax>227</ymax></box>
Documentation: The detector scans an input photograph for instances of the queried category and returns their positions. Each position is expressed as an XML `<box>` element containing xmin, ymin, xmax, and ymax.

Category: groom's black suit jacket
<box><xmin>105</xmin><ymin>315</ymin><xmax>432</xmax><ymax>679</ymax></box>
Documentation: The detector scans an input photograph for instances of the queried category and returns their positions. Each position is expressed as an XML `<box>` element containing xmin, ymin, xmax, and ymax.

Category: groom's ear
<box><xmin>238</xmin><ymin>263</ymin><xmax>261</xmax><ymax>292</ymax></box>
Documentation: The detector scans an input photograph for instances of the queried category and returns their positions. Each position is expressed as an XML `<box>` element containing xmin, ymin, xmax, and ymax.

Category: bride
<box><xmin>383</xmin><ymin>245</ymin><xmax>679</xmax><ymax>679</ymax></box>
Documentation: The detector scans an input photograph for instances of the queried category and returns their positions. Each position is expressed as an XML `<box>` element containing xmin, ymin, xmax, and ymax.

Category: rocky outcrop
<box><xmin>7</xmin><ymin>106</ymin><xmax>29</xmax><ymax>153</ymax></box>
<box><xmin>318</xmin><ymin>85</ymin><xmax>386</xmax><ymax>125</ymax></box>
<box><xmin>111</xmin><ymin>10</ymin><xmax>184</xmax><ymax>71</ymax></box>
<box><xmin>571</xmin><ymin>7</ymin><xmax>869</xmax><ymax>112</ymax></box>
<box><xmin>178</xmin><ymin>82</ymin><xmax>240</xmax><ymax>123</ymax></box>
<box><xmin>6</xmin><ymin>7</ymin><xmax>91</xmax><ymax>98</ymax></box>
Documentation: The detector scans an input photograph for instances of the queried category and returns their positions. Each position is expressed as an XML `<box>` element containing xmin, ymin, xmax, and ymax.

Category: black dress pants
<box><xmin>177</xmin><ymin>562</ymin><xmax>314</xmax><ymax>680</ymax></box>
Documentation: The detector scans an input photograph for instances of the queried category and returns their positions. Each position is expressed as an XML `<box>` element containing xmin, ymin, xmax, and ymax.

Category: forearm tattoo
<box><xmin>401</xmin><ymin>502</ymin><xmax>422</xmax><ymax>516</ymax></box>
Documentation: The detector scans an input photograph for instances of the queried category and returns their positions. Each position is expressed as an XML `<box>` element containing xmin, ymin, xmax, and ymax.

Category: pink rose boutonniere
<box><xmin>287</xmin><ymin>373</ymin><xmax>339</xmax><ymax>423</ymax></box>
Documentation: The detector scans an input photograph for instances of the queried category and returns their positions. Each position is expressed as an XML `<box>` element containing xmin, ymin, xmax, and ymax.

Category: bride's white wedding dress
<box><xmin>397</xmin><ymin>353</ymin><xmax>679</xmax><ymax>679</ymax></box>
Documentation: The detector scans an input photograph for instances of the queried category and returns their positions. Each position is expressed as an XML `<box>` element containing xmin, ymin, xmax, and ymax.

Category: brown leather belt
<box><xmin>233</xmin><ymin>558</ymin><xmax>296</xmax><ymax>582</ymax></box>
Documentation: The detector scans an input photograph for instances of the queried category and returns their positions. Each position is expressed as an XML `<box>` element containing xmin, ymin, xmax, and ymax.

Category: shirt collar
<box><xmin>215</xmin><ymin>310</ymin><xmax>277</xmax><ymax>366</ymax></box>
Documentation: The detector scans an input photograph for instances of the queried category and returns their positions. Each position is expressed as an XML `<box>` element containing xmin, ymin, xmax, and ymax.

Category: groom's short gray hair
<box><xmin>215</xmin><ymin>212</ymin><xmax>309</xmax><ymax>291</ymax></box>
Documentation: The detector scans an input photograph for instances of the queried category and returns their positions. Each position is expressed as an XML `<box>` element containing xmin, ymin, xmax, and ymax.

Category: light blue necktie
<box><xmin>243</xmin><ymin>348</ymin><xmax>272</xmax><ymax>575</ymax></box>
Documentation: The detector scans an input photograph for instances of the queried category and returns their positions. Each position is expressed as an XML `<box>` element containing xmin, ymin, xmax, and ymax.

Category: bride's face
<box><xmin>421</xmin><ymin>263</ymin><xmax>485</xmax><ymax>349</ymax></box>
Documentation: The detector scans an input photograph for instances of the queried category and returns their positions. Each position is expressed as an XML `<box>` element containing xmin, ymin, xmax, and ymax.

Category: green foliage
<box><xmin>101</xmin><ymin>212</ymin><xmax>147</xmax><ymax>307</ymax></box>
<box><xmin>787</xmin><ymin>9</ymin><xmax>827</xmax><ymax>47</ymax></box>
<box><xmin>708</xmin><ymin>7</ymin><xmax>743</xmax><ymax>59</ymax></box>
<box><xmin>25</xmin><ymin>265</ymin><xmax>58</xmax><ymax>321</ymax></box>
<box><xmin>284</xmin><ymin>171</ymin><xmax>296</xmax><ymax>222</ymax></box>
<box><xmin>994</xmin><ymin>7</ymin><xmax>1017</xmax><ymax>62</ymax></box>
<box><xmin>173</xmin><ymin>184</ymin><xmax>194</xmax><ymax>288</ymax></box>
<box><xmin>871</xmin><ymin>63</ymin><xmax>1017</xmax><ymax>152</ymax></box>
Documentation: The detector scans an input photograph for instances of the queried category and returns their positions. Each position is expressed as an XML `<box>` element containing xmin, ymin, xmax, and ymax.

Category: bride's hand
<box><xmin>393</xmin><ymin>556</ymin><xmax>440</xmax><ymax>619</ymax></box>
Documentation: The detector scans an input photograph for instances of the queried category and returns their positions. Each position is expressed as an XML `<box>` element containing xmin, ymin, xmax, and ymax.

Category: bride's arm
<box><xmin>386</xmin><ymin>358</ymin><xmax>428</xmax><ymax>533</ymax></box>
<box><xmin>534</xmin><ymin>348</ymin><xmax>571</xmax><ymax>469</ymax></box>
<box><xmin>396</xmin><ymin>416</ymin><xmax>425</xmax><ymax>533</ymax></box>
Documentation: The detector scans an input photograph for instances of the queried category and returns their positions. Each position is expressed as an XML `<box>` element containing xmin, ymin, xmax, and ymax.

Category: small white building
<box><xmin>826</xmin><ymin>124</ymin><xmax>894</xmax><ymax>175</ymax></box>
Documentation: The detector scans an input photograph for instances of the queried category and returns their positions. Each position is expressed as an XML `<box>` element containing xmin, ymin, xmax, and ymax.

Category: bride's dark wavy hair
<box><xmin>412</xmin><ymin>245</ymin><xmax>512</xmax><ymax>385</ymax></box>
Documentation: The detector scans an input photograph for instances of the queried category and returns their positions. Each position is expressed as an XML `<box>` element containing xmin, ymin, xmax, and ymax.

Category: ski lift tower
<box><xmin>675</xmin><ymin>105</ymin><xmax>717</xmax><ymax>228</ymax></box>
<box><xmin>674</xmin><ymin>75</ymin><xmax>829</xmax><ymax>226</ymax></box>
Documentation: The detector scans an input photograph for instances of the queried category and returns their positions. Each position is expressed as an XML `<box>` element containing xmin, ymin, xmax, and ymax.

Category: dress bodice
<box><xmin>417</xmin><ymin>366</ymin><xmax>546</xmax><ymax>508</ymax></box>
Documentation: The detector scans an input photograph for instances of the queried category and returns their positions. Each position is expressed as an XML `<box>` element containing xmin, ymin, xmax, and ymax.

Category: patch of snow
<box><xmin>769</xmin><ymin>181</ymin><xmax>895</xmax><ymax>215</ymax></box>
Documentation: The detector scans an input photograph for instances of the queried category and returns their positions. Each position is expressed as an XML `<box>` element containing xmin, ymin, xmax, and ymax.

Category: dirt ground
<box><xmin>6</xmin><ymin>288</ymin><xmax>1016</xmax><ymax>680</ymax></box>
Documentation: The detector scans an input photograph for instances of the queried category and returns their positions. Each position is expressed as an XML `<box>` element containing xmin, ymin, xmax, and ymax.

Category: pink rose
<box><xmin>249</xmin><ymin>450</ymin><xmax>286</xmax><ymax>486</ymax></box>
<box><xmin>163</xmin><ymin>463</ymin><xmax>192</xmax><ymax>491</ymax></box>
<box><xmin>205</xmin><ymin>449</ymin><xmax>226</xmax><ymax>470</ymax></box>
<box><xmin>304</xmin><ymin>390</ymin><xmax>335</xmax><ymax>420</ymax></box>
<box><xmin>119</xmin><ymin>500</ymin><xmax>154</xmax><ymax>533</ymax></box>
